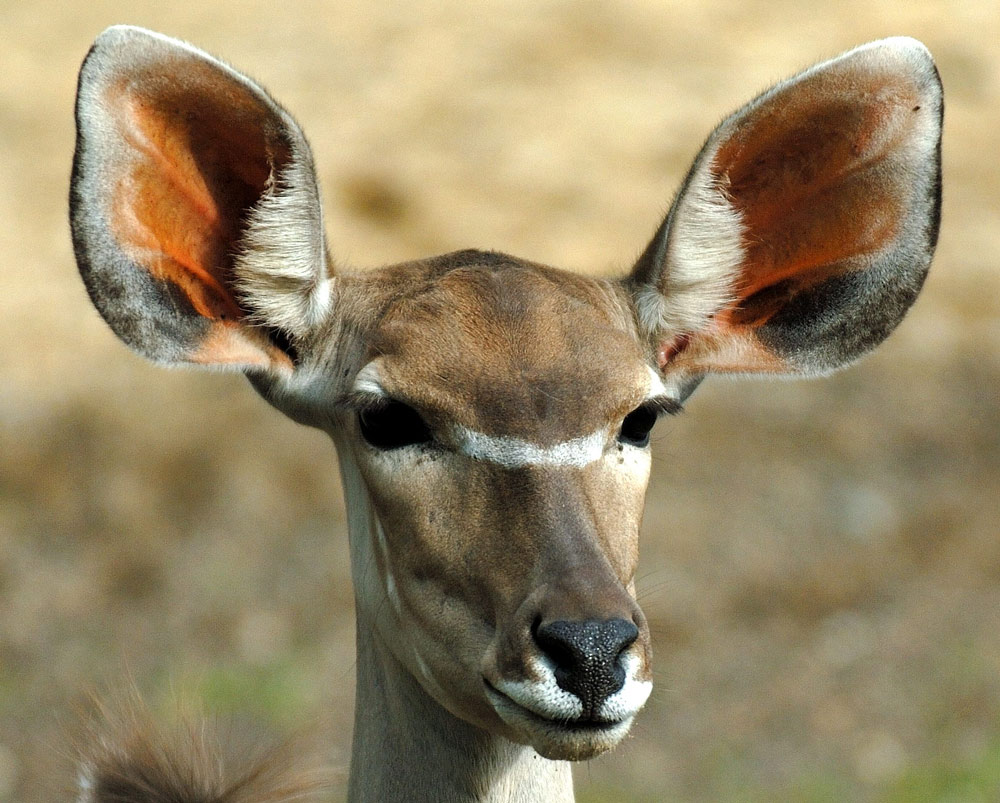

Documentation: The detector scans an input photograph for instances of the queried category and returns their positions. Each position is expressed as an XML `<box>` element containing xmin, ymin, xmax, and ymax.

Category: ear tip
<box><xmin>94</xmin><ymin>24</ymin><xmax>165</xmax><ymax>46</ymax></box>
<box><xmin>869</xmin><ymin>35</ymin><xmax>932</xmax><ymax>57</ymax></box>
<box><xmin>97</xmin><ymin>23</ymin><xmax>150</xmax><ymax>38</ymax></box>
<box><xmin>89</xmin><ymin>26</ymin><xmax>202</xmax><ymax>69</ymax></box>
<box><xmin>850</xmin><ymin>36</ymin><xmax>940</xmax><ymax>84</ymax></box>
<box><xmin>90</xmin><ymin>25</ymin><xmax>155</xmax><ymax>56</ymax></box>
<box><xmin>83</xmin><ymin>27</ymin><xmax>168</xmax><ymax>83</ymax></box>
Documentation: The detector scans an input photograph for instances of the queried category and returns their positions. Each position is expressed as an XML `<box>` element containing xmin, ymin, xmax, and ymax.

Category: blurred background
<box><xmin>2</xmin><ymin>1</ymin><xmax>998</xmax><ymax>800</ymax></box>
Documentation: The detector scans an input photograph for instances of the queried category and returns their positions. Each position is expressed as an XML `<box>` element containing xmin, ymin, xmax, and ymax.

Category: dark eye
<box><xmin>618</xmin><ymin>405</ymin><xmax>658</xmax><ymax>448</ymax></box>
<box><xmin>359</xmin><ymin>401</ymin><xmax>432</xmax><ymax>450</ymax></box>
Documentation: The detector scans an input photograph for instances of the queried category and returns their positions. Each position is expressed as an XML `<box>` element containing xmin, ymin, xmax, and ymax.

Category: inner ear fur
<box><xmin>630</xmin><ymin>37</ymin><xmax>943</xmax><ymax>378</ymax></box>
<box><xmin>71</xmin><ymin>26</ymin><xmax>328</xmax><ymax>371</ymax></box>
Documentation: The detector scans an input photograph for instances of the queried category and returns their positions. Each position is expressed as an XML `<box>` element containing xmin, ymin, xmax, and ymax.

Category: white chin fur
<box><xmin>485</xmin><ymin>653</ymin><xmax>650</xmax><ymax>760</ymax></box>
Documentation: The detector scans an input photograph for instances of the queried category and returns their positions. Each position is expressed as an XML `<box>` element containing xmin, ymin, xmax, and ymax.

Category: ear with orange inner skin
<box><xmin>71</xmin><ymin>26</ymin><xmax>331</xmax><ymax>374</ymax></box>
<box><xmin>629</xmin><ymin>37</ymin><xmax>942</xmax><ymax>390</ymax></box>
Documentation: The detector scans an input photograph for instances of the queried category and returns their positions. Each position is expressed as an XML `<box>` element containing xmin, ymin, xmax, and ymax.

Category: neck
<box><xmin>336</xmin><ymin>446</ymin><xmax>574</xmax><ymax>803</ymax></box>
<box><xmin>348</xmin><ymin>624</ymin><xmax>572</xmax><ymax>803</ymax></box>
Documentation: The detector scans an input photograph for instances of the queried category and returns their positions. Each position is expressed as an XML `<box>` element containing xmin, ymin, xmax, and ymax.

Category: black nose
<box><xmin>534</xmin><ymin>618</ymin><xmax>639</xmax><ymax>718</ymax></box>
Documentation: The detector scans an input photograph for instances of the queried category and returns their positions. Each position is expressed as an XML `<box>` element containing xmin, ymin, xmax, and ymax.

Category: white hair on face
<box><xmin>488</xmin><ymin>649</ymin><xmax>650</xmax><ymax>724</ymax></box>
<box><xmin>450</xmin><ymin>369</ymin><xmax>674</xmax><ymax>469</ymax></box>
<box><xmin>492</xmin><ymin>657</ymin><xmax>584</xmax><ymax>720</ymax></box>
<box><xmin>454</xmin><ymin>427</ymin><xmax>608</xmax><ymax>469</ymax></box>
<box><xmin>646</xmin><ymin>365</ymin><xmax>669</xmax><ymax>396</ymax></box>
<box><xmin>597</xmin><ymin>652</ymin><xmax>653</xmax><ymax>721</ymax></box>
<box><xmin>351</xmin><ymin>362</ymin><xmax>388</xmax><ymax>397</ymax></box>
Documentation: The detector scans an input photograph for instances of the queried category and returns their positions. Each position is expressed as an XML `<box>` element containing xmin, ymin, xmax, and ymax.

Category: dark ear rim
<box><xmin>626</xmin><ymin>37</ymin><xmax>943</xmax><ymax>380</ymax></box>
<box><xmin>69</xmin><ymin>25</ymin><xmax>330</xmax><ymax>373</ymax></box>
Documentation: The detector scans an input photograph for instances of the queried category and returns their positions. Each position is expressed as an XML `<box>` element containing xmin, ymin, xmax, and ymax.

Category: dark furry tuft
<box><xmin>75</xmin><ymin>695</ymin><xmax>334</xmax><ymax>803</ymax></box>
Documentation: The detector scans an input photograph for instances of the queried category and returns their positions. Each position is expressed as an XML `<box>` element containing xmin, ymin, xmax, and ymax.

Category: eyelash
<box><xmin>617</xmin><ymin>399</ymin><xmax>681</xmax><ymax>448</ymax></box>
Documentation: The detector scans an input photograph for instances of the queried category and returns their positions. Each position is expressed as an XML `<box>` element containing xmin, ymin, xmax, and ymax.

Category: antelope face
<box><xmin>323</xmin><ymin>255</ymin><xmax>663</xmax><ymax>760</ymax></box>
<box><xmin>71</xmin><ymin>24</ymin><xmax>942</xmax><ymax>773</ymax></box>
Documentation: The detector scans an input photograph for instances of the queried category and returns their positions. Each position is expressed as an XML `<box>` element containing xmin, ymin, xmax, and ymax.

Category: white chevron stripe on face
<box><xmin>350</xmin><ymin>361</ymin><xmax>675</xmax><ymax>469</ymax></box>
<box><xmin>453</xmin><ymin>427</ymin><xmax>608</xmax><ymax>469</ymax></box>
<box><xmin>452</xmin><ymin>368</ymin><xmax>672</xmax><ymax>469</ymax></box>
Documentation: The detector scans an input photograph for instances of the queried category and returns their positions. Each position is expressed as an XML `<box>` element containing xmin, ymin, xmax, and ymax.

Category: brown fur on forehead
<box><xmin>368</xmin><ymin>253</ymin><xmax>646</xmax><ymax>439</ymax></box>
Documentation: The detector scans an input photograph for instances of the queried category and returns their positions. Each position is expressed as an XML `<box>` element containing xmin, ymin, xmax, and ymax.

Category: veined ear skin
<box><xmin>70</xmin><ymin>30</ymin><xmax>942</xmax><ymax>386</ymax></box>
<box><xmin>70</xmin><ymin>25</ymin><xmax>331</xmax><ymax>374</ymax></box>
<box><xmin>629</xmin><ymin>37</ymin><xmax>942</xmax><ymax>382</ymax></box>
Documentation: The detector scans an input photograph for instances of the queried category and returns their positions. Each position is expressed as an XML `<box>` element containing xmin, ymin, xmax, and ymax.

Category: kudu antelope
<box><xmin>71</xmin><ymin>26</ymin><xmax>942</xmax><ymax>803</ymax></box>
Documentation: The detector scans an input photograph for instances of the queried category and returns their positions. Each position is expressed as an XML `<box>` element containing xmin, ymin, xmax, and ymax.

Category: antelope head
<box><xmin>71</xmin><ymin>26</ymin><xmax>941</xmax><ymax>771</ymax></box>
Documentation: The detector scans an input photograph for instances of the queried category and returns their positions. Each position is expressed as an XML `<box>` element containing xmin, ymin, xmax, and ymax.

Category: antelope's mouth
<box><xmin>483</xmin><ymin>678</ymin><xmax>638</xmax><ymax>761</ymax></box>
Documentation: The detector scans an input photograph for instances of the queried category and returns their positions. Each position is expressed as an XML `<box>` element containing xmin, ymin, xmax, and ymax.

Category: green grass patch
<box><xmin>150</xmin><ymin>657</ymin><xmax>321</xmax><ymax>729</ymax></box>
<box><xmin>883</xmin><ymin>739</ymin><xmax>1000</xmax><ymax>803</ymax></box>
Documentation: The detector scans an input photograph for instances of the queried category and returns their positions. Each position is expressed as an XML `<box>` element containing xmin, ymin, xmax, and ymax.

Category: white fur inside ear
<box><xmin>75</xmin><ymin>762</ymin><xmax>96</xmax><ymax>803</ymax></box>
<box><xmin>635</xmin><ymin>154</ymin><xmax>744</xmax><ymax>340</ymax></box>
<box><xmin>233</xmin><ymin>144</ymin><xmax>331</xmax><ymax>339</ymax></box>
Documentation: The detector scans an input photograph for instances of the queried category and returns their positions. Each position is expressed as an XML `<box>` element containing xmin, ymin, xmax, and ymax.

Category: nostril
<box><xmin>535</xmin><ymin>625</ymin><xmax>577</xmax><ymax>670</ymax></box>
<box><xmin>533</xmin><ymin>618</ymin><xmax>639</xmax><ymax>717</ymax></box>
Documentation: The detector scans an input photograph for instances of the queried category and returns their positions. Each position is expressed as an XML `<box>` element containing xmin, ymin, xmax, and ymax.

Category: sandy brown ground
<box><xmin>2</xmin><ymin>1</ymin><xmax>999</xmax><ymax>801</ymax></box>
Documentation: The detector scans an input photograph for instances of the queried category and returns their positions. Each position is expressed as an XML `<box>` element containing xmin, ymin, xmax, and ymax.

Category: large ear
<box><xmin>628</xmin><ymin>37</ymin><xmax>942</xmax><ymax>391</ymax></box>
<box><xmin>70</xmin><ymin>26</ymin><xmax>331</xmax><ymax>373</ymax></box>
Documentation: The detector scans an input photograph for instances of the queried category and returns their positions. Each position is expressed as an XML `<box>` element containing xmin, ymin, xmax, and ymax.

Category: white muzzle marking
<box><xmin>492</xmin><ymin>657</ymin><xmax>584</xmax><ymax>720</ymax></box>
<box><xmin>596</xmin><ymin>652</ymin><xmax>652</xmax><ymax>721</ymax></box>
<box><xmin>491</xmin><ymin>651</ymin><xmax>650</xmax><ymax>724</ymax></box>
